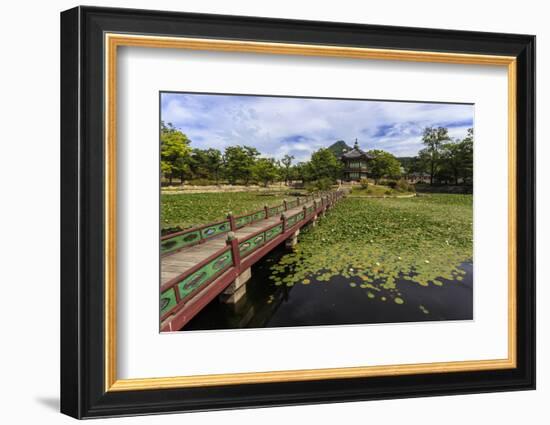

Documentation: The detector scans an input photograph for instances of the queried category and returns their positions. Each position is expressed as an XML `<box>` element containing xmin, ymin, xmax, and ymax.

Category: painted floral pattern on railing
<box><xmin>161</xmin><ymin>191</ymin><xmax>345</xmax><ymax>322</ymax></box>
<box><xmin>176</xmin><ymin>249</ymin><xmax>233</xmax><ymax>301</ymax></box>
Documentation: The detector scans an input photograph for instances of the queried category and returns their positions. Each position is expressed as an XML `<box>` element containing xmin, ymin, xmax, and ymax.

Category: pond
<box><xmin>184</xmin><ymin>244</ymin><xmax>473</xmax><ymax>330</ymax></box>
<box><xmin>183</xmin><ymin>195</ymin><xmax>474</xmax><ymax>331</ymax></box>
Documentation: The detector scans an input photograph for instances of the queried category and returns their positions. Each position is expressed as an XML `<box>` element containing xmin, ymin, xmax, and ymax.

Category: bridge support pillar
<box><xmin>311</xmin><ymin>214</ymin><xmax>318</xmax><ymax>227</ymax></box>
<box><xmin>220</xmin><ymin>267</ymin><xmax>251</xmax><ymax>304</ymax></box>
<box><xmin>285</xmin><ymin>228</ymin><xmax>300</xmax><ymax>248</ymax></box>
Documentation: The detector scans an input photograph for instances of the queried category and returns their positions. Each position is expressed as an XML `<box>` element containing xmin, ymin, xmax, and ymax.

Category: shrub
<box><xmin>312</xmin><ymin>177</ymin><xmax>333</xmax><ymax>191</ymax></box>
<box><xmin>302</xmin><ymin>177</ymin><xmax>335</xmax><ymax>193</ymax></box>
<box><xmin>304</xmin><ymin>182</ymin><xmax>317</xmax><ymax>193</ymax></box>
<box><xmin>394</xmin><ymin>178</ymin><xmax>415</xmax><ymax>192</ymax></box>
<box><xmin>304</xmin><ymin>180</ymin><xmax>333</xmax><ymax>192</ymax></box>
<box><xmin>359</xmin><ymin>178</ymin><xmax>369</xmax><ymax>189</ymax></box>
<box><xmin>384</xmin><ymin>189</ymin><xmax>393</xmax><ymax>195</ymax></box>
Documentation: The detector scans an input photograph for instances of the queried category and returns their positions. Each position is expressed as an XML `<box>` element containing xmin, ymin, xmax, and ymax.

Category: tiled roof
<box><xmin>341</xmin><ymin>148</ymin><xmax>373</xmax><ymax>159</ymax></box>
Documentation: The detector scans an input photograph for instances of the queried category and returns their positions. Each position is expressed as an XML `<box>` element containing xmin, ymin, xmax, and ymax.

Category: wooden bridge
<box><xmin>160</xmin><ymin>190</ymin><xmax>345</xmax><ymax>331</ymax></box>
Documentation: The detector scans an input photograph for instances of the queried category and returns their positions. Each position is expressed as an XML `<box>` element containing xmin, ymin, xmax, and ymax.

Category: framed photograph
<box><xmin>60</xmin><ymin>6</ymin><xmax>535</xmax><ymax>419</ymax></box>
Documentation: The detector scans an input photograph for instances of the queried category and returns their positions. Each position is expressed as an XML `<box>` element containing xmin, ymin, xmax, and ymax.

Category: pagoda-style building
<box><xmin>340</xmin><ymin>140</ymin><xmax>372</xmax><ymax>181</ymax></box>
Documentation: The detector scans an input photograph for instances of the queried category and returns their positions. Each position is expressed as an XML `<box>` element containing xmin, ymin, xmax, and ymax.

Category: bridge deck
<box><xmin>161</xmin><ymin>200</ymin><xmax>316</xmax><ymax>285</ymax></box>
<box><xmin>159</xmin><ymin>190</ymin><xmax>345</xmax><ymax>331</ymax></box>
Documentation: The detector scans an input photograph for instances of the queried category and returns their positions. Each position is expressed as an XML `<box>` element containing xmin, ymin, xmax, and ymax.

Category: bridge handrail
<box><xmin>161</xmin><ymin>190</ymin><xmax>342</xmax><ymax>257</ymax></box>
<box><xmin>233</xmin><ymin>208</ymin><xmax>267</xmax><ymax>229</ymax></box>
<box><xmin>160</xmin><ymin>189</ymin><xmax>346</xmax><ymax>325</ymax></box>
<box><xmin>284</xmin><ymin>209</ymin><xmax>305</xmax><ymax>230</ymax></box>
<box><xmin>160</xmin><ymin>218</ymin><xmax>231</xmax><ymax>256</ymax></box>
<box><xmin>267</xmin><ymin>203</ymin><xmax>286</xmax><ymax>217</ymax></box>
<box><xmin>160</xmin><ymin>244</ymin><xmax>233</xmax><ymax>319</ymax></box>
<box><xmin>238</xmin><ymin>220</ymin><xmax>284</xmax><ymax>259</ymax></box>
<box><xmin>160</xmin><ymin>195</ymin><xmax>328</xmax><ymax>255</ymax></box>
<box><xmin>161</xmin><ymin>219</ymin><xmax>287</xmax><ymax>319</ymax></box>
<box><xmin>285</xmin><ymin>198</ymin><xmax>299</xmax><ymax>210</ymax></box>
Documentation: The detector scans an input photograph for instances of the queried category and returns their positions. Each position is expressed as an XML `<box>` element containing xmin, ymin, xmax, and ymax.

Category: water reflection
<box><xmin>184</xmin><ymin>244</ymin><xmax>473</xmax><ymax>331</ymax></box>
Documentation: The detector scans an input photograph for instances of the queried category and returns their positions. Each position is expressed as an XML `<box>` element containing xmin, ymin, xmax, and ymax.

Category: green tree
<box><xmin>160</xmin><ymin>121</ymin><xmax>191</xmax><ymax>185</ymax></box>
<box><xmin>419</xmin><ymin>126</ymin><xmax>450</xmax><ymax>185</ymax></box>
<box><xmin>306</xmin><ymin>148</ymin><xmax>343</xmax><ymax>182</ymax></box>
<box><xmin>223</xmin><ymin>145</ymin><xmax>259</xmax><ymax>185</ymax></box>
<box><xmin>367</xmin><ymin>149</ymin><xmax>401</xmax><ymax>184</ymax></box>
<box><xmin>404</xmin><ymin>156</ymin><xmax>426</xmax><ymax>177</ymax></box>
<box><xmin>205</xmin><ymin>148</ymin><xmax>223</xmax><ymax>184</ymax></box>
<box><xmin>189</xmin><ymin>149</ymin><xmax>210</xmax><ymax>179</ymax></box>
<box><xmin>436</xmin><ymin>128</ymin><xmax>473</xmax><ymax>185</ymax></box>
<box><xmin>460</xmin><ymin>128</ymin><xmax>474</xmax><ymax>184</ymax></box>
<box><xmin>280</xmin><ymin>154</ymin><xmax>295</xmax><ymax>185</ymax></box>
<box><xmin>252</xmin><ymin>158</ymin><xmax>280</xmax><ymax>187</ymax></box>
<box><xmin>438</xmin><ymin>142</ymin><xmax>462</xmax><ymax>184</ymax></box>
<box><xmin>189</xmin><ymin>148</ymin><xmax>223</xmax><ymax>183</ymax></box>
<box><xmin>293</xmin><ymin>162</ymin><xmax>311</xmax><ymax>183</ymax></box>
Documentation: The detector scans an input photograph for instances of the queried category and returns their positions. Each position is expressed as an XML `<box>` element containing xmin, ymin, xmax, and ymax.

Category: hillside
<box><xmin>327</xmin><ymin>140</ymin><xmax>352</xmax><ymax>157</ymax></box>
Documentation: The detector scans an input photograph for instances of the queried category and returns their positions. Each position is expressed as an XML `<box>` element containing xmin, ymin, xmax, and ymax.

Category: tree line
<box><xmin>404</xmin><ymin>126</ymin><xmax>473</xmax><ymax>185</ymax></box>
<box><xmin>161</xmin><ymin>121</ymin><xmax>473</xmax><ymax>188</ymax></box>
<box><xmin>161</xmin><ymin>121</ymin><xmax>341</xmax><ymax>189</ymax></box>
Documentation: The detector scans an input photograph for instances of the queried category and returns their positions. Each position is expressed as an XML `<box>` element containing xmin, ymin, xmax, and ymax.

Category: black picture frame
<box><xmin>61</xmin><ymin>5</ymin><xmax>535</xmax><ymax>419</ymax></box>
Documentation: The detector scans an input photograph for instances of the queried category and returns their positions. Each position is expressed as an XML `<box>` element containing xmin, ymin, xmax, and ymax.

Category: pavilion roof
<box><xmin>340</xmin><ymin>141</ymin><xmax>373</xmax><ymax>159</ymax></box>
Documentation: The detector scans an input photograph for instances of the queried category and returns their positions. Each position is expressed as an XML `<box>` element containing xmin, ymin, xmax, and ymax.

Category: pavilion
<box><xmin>340</xmin><ymin>140</ymin><xmax>373</xmax><ymax>181</ymax></box>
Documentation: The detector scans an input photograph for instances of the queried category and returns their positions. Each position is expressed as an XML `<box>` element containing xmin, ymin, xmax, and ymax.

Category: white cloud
<box><xmin>161</xmin><ymin>93</ymin><xmax>474</xmax><ymax>159</ymax></box>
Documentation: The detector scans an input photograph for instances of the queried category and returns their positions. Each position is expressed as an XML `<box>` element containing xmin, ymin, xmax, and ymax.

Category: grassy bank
<box><xmin>348</xmin><ymin>183</ymin><xmax>415</xmax><ymax>197</ymax></box>
<box><xmin>161</xmin><ymin>191</ymin><xmax>288</xmax><ymax>231</ymax></box>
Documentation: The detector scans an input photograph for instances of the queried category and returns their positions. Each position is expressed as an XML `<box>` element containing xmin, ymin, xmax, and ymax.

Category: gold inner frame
<box><xmin>104</xmin><ymin>33</ymin><xmax>517</xmax><ymax>392</ymax></box>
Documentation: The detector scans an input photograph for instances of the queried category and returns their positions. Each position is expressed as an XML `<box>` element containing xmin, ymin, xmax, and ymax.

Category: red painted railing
<box><xmin>160</xmin><ymin>190</ymin><xmax>345</xmax><ymax>328</ymax></box>
<box><xmin>160</xmin><ymin>218</ymin><xmax>231</xmax><ymax>256</ymax></box>
<box><xmin>161</xmin><ymin>192</ymin><xmax>329</xmax><ymax>256</ymax></box>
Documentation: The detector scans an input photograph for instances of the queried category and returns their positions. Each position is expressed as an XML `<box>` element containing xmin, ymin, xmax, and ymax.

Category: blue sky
<box><xmin>161</xmin><ymin>92</ymin><xmax>474</xmax><ymax>161</ymax></box>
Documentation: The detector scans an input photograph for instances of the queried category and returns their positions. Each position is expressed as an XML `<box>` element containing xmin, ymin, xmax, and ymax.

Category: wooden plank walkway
<box><xmin>161</xmin><ymin>198</ymin><xmax>320</xmax><ymax>286</ymax></box>
<box><xmin>159</xmin><ymin>191</ymin><xmax>346</xmax><ymax>331</ymax></box>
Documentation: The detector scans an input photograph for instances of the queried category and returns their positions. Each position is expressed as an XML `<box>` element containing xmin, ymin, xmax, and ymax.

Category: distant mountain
<box><xmin>327</xmin><ymin>140</ymin><xmax>352</xmax><ymax>157</ymax></box>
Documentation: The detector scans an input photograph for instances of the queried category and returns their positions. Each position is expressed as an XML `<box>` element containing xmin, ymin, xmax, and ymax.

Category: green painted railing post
<box><xmin>226</xmin><ymin>231</ymin><xmax>241</xmax><ymax>270</ymax></box>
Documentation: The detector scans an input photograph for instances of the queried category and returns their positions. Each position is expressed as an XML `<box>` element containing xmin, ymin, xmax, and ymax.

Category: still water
<box><xmin>184</xmin><ymin>243</ymin><xmax>473</xmax><ymax>331</ymax></box>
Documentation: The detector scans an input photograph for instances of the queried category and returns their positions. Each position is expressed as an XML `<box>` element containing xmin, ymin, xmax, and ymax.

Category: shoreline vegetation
<box><xmin>160</xmin><ymin>121</ymin><xmax>473</xmax><ymax>193</ymax></box>
<box><xmin>161</xmin><ymin>191</ymin><xmax>289</xmax><ymax>233</ymax></box>
<box><xmin>159</xmin><ymin>121</ymin><xmax>472</xmax><ymax>232</ymax></box>
<box><xmin>160</xmin><ymin>184</ymin><xmax>420</xmax><ymax>232</ymax></box>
